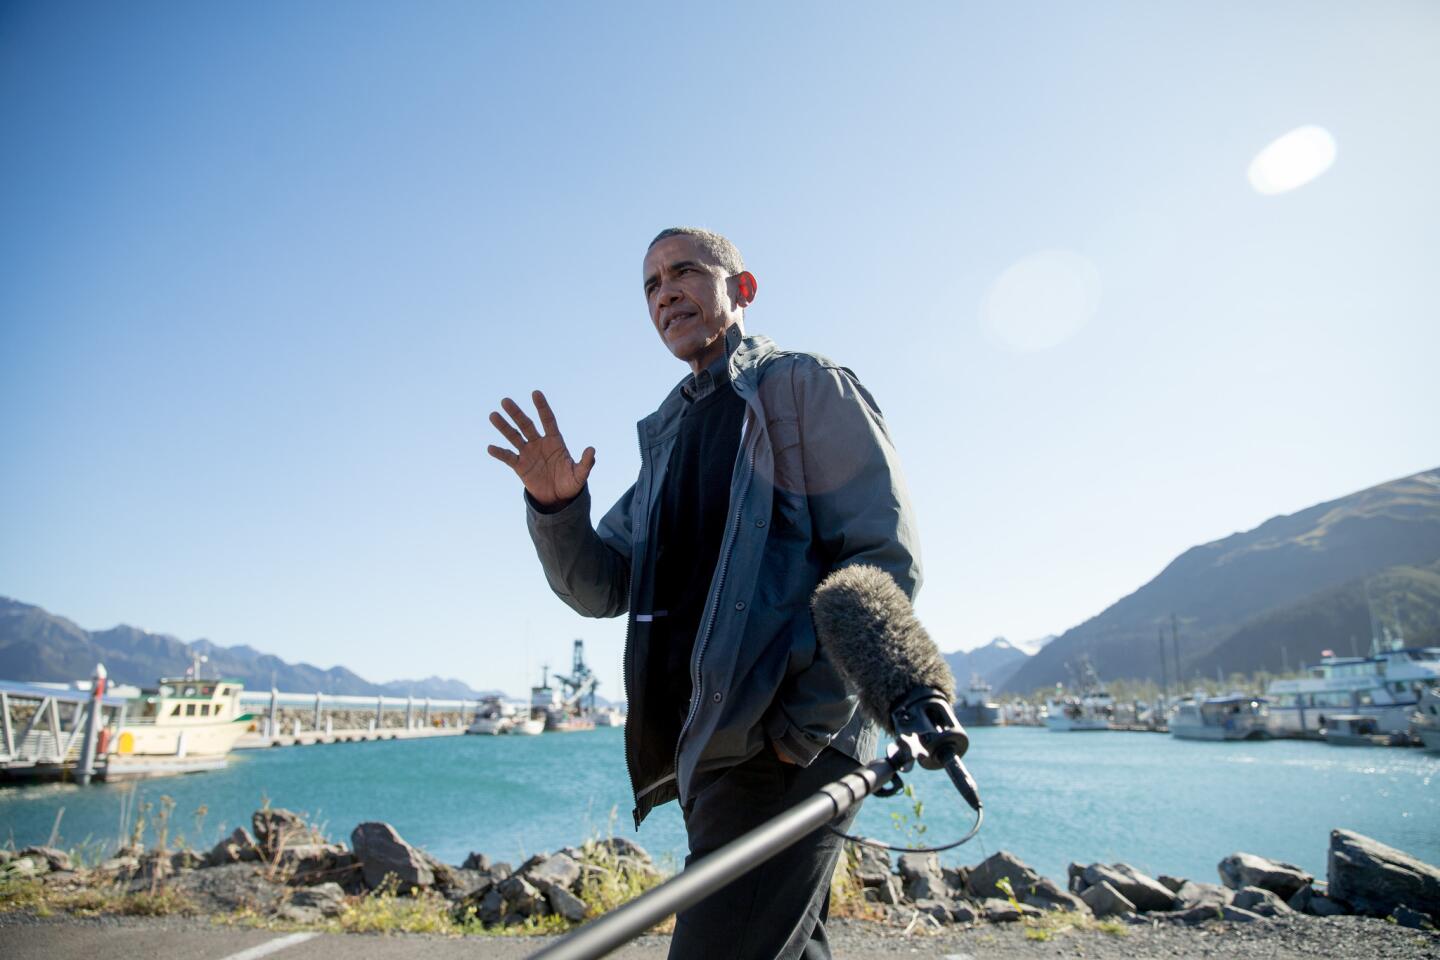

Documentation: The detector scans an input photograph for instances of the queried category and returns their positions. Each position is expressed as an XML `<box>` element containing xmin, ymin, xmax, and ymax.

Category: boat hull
<box><xmin>1046</xmin><ymin>716</ymin><xmax>1110</xmax><ymax>732</ymax></box>
<box><xmin>467</xmin><ymin>718</ymin><xmax>509</xmax><ymax>735</ymax></box>
<box><xmin>1170</xmin><ymin>722</ymin><xmax>1269</xmax><ymax>741</ymax></box>
<box><xmin>956</xmin><ymin>703</ymin><xmax>1002</xmax><ymax>727</ymax></box>
<box><xmin>117</xmin><ymin>718</ymin><xmax>252</xmax><ymax>758</ymax></box>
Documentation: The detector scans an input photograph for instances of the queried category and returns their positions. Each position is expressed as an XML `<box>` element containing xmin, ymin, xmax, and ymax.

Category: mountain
<box><xmin>1191</xmin><ymin>559</ymin><xmax>1440</xmax><ymax>679</ymax></box>
<box><xmin>944</xmin><ymin>637</ymin><xmax>1030</xmax><ymax>689</ymax></box>
<box><xmin>1015</xmin><ymin>634</ymin><xmax>1058</xmax><ymax>656</ymax></box>
<box><xmin>0</xmin><ymin>597</ymin><xmax>504</xmax><ymax>700</ymax></box>
<box><xmin>1001</xmin><ymin>468</ymin><xmax>1440</xmax><ymax>693</ymax></box>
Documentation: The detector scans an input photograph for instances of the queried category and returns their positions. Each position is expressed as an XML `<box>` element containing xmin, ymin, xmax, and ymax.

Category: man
<box><xmin>487</xmin><ymin>227</ymin><xmax>920</xmax><ymax>959</ymax></box>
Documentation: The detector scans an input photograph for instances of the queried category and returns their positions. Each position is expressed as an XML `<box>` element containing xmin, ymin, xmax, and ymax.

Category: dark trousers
<box><xmin>668</xmin><ymin>747</ymin><xmax>862</xmax><ymax>960</ymax></box>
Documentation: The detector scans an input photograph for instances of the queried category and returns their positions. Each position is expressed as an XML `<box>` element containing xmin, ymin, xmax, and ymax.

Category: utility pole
<box><xmin>1157</xmin><ymin>625</ymin><xmax>1169</xmax><ymax>711</ymax></box>
<box><xmin>1171</xmin><ymin>613</ymin><xmax>1182</xmax><ymax>691</ymax></box>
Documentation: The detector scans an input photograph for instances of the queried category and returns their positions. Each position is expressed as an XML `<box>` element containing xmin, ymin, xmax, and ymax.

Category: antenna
<box><xmin>1170</xmin><ymin>613</ymin><xmax>1182</xmax><ymax>685</ymax></box>
<box><xmin>1363</xmin><ymin>578</ymin><xmax>1381</xmax><ymax>656</ymax></box>
<box><xmin>1157</xmin><ymin>625</ymin><xmax>1169</xmax><ymax>708</ymax></box>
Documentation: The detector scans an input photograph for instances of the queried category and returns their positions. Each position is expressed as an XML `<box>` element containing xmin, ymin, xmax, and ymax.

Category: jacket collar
<box><xmin>640</xmin><ymin>325</ymin><xmax>777</xmax><ymax>445</ymax></box>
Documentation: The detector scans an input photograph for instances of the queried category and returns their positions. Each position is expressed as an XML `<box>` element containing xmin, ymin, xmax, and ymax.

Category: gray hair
<box><xmin>648</xmin><ymin>227</ymin><xmax>745</xmax><ymax>275</ymax></box>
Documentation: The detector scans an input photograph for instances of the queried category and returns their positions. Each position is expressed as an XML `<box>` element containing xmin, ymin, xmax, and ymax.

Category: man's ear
<box><xmin>735</xmin><ymin>271</ymin><xmax>758</xmax><ymax>306</ymax></box>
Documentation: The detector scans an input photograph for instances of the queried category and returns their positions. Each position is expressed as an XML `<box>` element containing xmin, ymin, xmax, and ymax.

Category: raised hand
<box><xmin>487</xmin><ymin>390</ymin><xmax>596</xmax><ymax>508</ymax></box>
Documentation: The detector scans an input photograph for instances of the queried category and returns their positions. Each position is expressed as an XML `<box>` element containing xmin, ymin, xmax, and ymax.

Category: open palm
<box><xmin>487</xmin><ymin>391</ymin><xmax>595</xmax><ymax>508</ymax></box>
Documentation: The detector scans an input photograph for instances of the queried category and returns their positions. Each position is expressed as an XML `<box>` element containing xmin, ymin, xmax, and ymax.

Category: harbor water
<box><xmin>2</xmin><ymin>726</ymin><xmax>1436</xmax><ymax>884</ymax></box>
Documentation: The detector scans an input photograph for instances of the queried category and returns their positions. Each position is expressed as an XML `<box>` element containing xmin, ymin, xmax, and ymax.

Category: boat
<box><xmin>546</xmin><ymin>712</ymin><xmax>596</xmax><ymax>732</ymax></box>
<box><xmin>115</xmin><ymin>675</ymin><xmax>253</xmax><ymax>760</ymax></box>
<box><xmin>532</xmin><ymin>640</ymin><xmax>600</xmax><ymax>733</ymax></box>
<box><xmin>1265</xmin><ymin>635</ymin><xmax>1440</xmax><ymax>737</ymax></box>
<box><xmin>1045</xmin><ymin>693</ymin><xmax>1115</xmax><ymax>731</ymax></box>
<box><xmin>508</xmin><ymin>716</ymin><xmax>545</xmax><ymax>735</ymax></box>
<box><xmin>1169</xmin><ymin>694</ymin><xmax>1271</xmax><ymax>741</ymax></box>
<box><xmin>1410</xmin><ymin>683</ymin><xmax>1440</xmax><ymax>751</ymax></box>
<box><xmin>954</xmin><ymin>676</ymin><xmax>1002</xmax><ymax>727</ymax></box>
<box><xmin>466</xmin><ymin>696</ymin><xmax>515</xmax><ymax>735</ymax></box>
<box><xmin>594</xmin><ymin>707</ymin><xmax>626</xmax><ymax>727</ymax></box>
<box><xmin>1323</xmin><ymin>714</ymin><xmax>1412</xmax><ymax>747</ymax></box>
<box><xmin>1045</xmin><ymin>656</ymin><xmax>1115</xmax><ymax>731</ymax></box>
<box><xmin>96</xmin><ymin>671</ymin><xmax>255</xmax><ymax>778</ymax></box>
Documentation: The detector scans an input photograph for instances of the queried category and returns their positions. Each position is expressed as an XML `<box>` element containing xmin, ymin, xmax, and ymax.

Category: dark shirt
<box><xmin>646</xmin><ymin>359</ymin><xmax>747</xmax><ymax>750</ymax></box>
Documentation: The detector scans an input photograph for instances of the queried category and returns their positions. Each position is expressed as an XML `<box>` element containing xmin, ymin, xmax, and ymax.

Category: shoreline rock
<box><xmin>2</xmin><ymin>810</ymin><xmax>1436</xmax><ymax>939</ymax></box>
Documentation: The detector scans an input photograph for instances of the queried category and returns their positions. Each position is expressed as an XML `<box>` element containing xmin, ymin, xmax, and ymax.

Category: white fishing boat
<box><xmin>1045</xmin><ymin>656</ymin><xmax>1114</xmax><ymax>731</ymax></box>
<box><xmin>1265</xmin><ymin>635</ymin><xmax>1440</xmax><ymax>737</ymax></box>
<box><xmin>1410</xmin><ymin>684</ymin><xmax>1440</xmax><ymax>751</ymax></box>
<box><xmin>1045</xmin><ymin>693</ymin><xmax>1115</xmax><ymax>731</ymax></box>
<box><xmin>508</xmin><ymin>716</ymin><xmax>545</xmax><ymax>735</ymax></box>
<box><xmin>1169</xmin><ymin>694</ymin><xmax>1270</xmax><ymax>741</ymax></box>
<box><xmin>955</xmin><ymin>676</ymin><xmax>1002</xmax><ymax>727</ymax></box>
<box><xmin>116</xmin><ymin>677</ymin><xmax>252</xmax><ymax>757</ymax></box>
<box><xmin>594</xmin><ymin>708</ymin><xmax>626</xmax><ymax>727</ymax></box>
<box><xmin>1323</xmin><ymin>714</ymin><xmax>1411</xmax><ymax>747</ymax></box>
<box><xmin>466</xmin><ymin>696</ymin><xmax>514</xmax><ymax>735</ymax></box>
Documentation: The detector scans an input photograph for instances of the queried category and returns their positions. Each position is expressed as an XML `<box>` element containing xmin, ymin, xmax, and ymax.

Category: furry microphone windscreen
<box><xmin>810</xmin><ymin>564</ymin><xmax>955</xmax><ymax>733</ymax></box>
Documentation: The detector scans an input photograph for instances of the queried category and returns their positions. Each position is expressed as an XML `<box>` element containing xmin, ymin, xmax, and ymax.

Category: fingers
<box><xmin>533</xmin><ymin>390</ymin><xmax>559</xmax><ymax>436</ymax></box>
<box><xmin>488</xmin><ymin>410</ymin><xmax>525</xmax><ymax>450</ymax></box>
<box><xmin>575</xmin><ymin>446</ymin><xmax>596</xmax><ymax>484</ymax></box>
<box><xmin>501</xmin><ymin>397</ymin><xmax>541</xmax><ymax>443</ymax></box>
<box><xmin>486</xmin><ymin>444</ymin><xmax>519</xmax><ymax>468</ymax></box>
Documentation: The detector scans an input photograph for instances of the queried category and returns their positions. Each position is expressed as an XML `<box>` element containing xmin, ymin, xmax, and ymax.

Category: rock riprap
<box><xmin>1328</xmin><ymin>828</ymin><xmax>1440</xmax><ymax>919</ymax></box>
<box><xmin>1218</xmin><ymin>851</ymin><xmax>1313</xmax><ymax>900</ymax></box>
<box><xmin>7</xmin><ymin>810</ymin><xmax>1438</xmax><ymax>937</ymax></box>
<box><xmin>350</xmin><ymin>822</ymin><xmax>434</xmax><ymax>891</ymax></box>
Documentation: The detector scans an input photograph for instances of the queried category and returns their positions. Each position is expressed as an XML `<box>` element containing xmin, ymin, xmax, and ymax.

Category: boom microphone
<box><xmin>811</xmin><ymin>564</ymin><xmax>953</xmax><ymax>725</ymax></box>
<box><xmin>812</xmin><ymin>564</ymin><xmax>982</xmax><ymax>811</ymax></box>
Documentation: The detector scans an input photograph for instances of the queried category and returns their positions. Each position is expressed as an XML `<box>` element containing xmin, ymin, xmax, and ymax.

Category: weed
<box><xmin>339</xmin><ymin>880</ymin><xmax>455</xmax><ymax>936</ymax></box>
<box><xmin>0</xmin><ymin>877</ymin><xmax>48</xmax><ymax>913</ymax></box>
<box><xmin>130</xmin><ymin>799</ymin><xmax>151</xmax><ymax>852</ymax></box>
<box><xmin>572</xmin><ymin>836</ymin><xmax>666</xmax><ymax>921</ymax></box>
<box><xmin>888</xmin><ymin>783</ymin><xmax>928</xmax><ymax>846</ymax></box>
<box><xmin>152</xmin><ymin>795</ymin><xmax>176</xmax><ymax>854</ymax></box>
<box><xmin>996</xmin><ymin>876</ymin><xmax>1129</xmax><ymax>941</ymax></box>
<box><xmin>827</xmin><ymin>844</ymin><xmax>886</xmax><ymax>921</ymax></box>
<box><xmin>60</xmin><ymin>887</ymin><xmax>117</xmax><ymax>916</ymax></box>
<box><xmin>120</xmin><ymin>887</ymin><xmax>197</xmax><ymax>917</ymax></box>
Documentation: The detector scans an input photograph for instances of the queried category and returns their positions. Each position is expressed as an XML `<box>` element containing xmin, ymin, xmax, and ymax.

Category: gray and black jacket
<box><xmin>525</xmin><ymin>325</ymin><xmax>922</xmax><ymax>827</ymax></box>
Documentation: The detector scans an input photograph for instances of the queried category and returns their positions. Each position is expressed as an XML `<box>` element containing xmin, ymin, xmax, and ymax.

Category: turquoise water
<box><xmin>2</xmin><ymin>727</ymin><xmax>1436</xmax><ymax>884</ymax></box>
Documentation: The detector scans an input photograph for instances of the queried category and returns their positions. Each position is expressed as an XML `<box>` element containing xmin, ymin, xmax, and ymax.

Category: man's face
<box><xmin>643</xmin><ymin>235</ymin><xmax>742</xmax><ymax>372</ymax></box>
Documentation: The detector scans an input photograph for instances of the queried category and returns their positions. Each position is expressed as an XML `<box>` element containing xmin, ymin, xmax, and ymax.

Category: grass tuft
<box><xmin>827</xmin><ymin>844</ymin><xmax>886</xmax><ymax>921</ymax></box>
<box><xmin>339</xmin><ymin>881</ymin><xmax>455</xmax><ymax>936</ymax></box>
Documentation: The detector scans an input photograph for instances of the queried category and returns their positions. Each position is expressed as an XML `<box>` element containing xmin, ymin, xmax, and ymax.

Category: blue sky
<box><xmin>2</xmin><ymin>1</ymin><xmax>1437</xmax><ymax>700</ymax></box>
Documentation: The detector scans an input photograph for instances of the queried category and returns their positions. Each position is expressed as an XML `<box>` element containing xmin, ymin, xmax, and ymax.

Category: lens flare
<box><xmin>1248</xmin><ymin>125</ymin><xmax>1337</xmax><ymax>195</ymax></box>
<box><xmin>981</xmin><ymin>249</ymin><xmax>1102</xmax><ymax>352</ymax></box>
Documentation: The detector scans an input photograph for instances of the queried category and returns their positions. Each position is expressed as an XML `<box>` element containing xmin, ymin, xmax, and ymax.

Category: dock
<box><xmin>232</xmin><ymin>689</ymin><xmax>478</xmax><ymax>748</ymax></box>
<box><xmin>235</xmin><ymin>726</ymin><xmax>467</xmax><ymax>749</ymax></box>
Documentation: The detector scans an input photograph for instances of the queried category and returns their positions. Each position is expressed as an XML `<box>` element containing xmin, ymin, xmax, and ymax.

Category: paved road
<box><xmin>7</xmin><ymin>913</ymin><xmax>1433</xmax><ymax>960</ymax></box>
<box><xmin>1</xmin><ymin>922</ymin><xmax>678</xmax><ymax>960</ymax></box>
<box><xmin>0</xmin><ymin>918</ymin><xmax>995</xmax><ymax>960</ymax></box>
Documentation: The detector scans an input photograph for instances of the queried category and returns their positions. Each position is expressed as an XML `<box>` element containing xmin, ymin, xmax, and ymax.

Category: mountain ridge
<box><xmin>0</xmin><ymin>596</ymin><xmax>505</xmax><ymax>700</ymax></box>
<box><xmin>1002</xmin><ymin>467</ymin><xmax>1440</xmax><ymax>692</ymax></box>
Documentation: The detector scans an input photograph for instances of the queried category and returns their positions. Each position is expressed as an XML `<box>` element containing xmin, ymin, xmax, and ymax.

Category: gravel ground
<box><xmin>827</xmin><ymin>914</ymin><xmax>1440</xmax><ymax>959</ymax></box>
<box><xmin>3</xmin><ymin>910</ymin><xmax>1438</xmax><ymax>960</ymax></box>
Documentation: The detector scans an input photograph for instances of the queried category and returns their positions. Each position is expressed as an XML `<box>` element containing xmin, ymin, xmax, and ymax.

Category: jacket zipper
<box><xmin>623</xmin><ymin>423</ymin><xmax>645</xmax><ymax>823</ymax></box>
<box><xmin>672</xmin><ymin>409</ymin><xmax>757</xmax><ymax>794</ymax></box>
